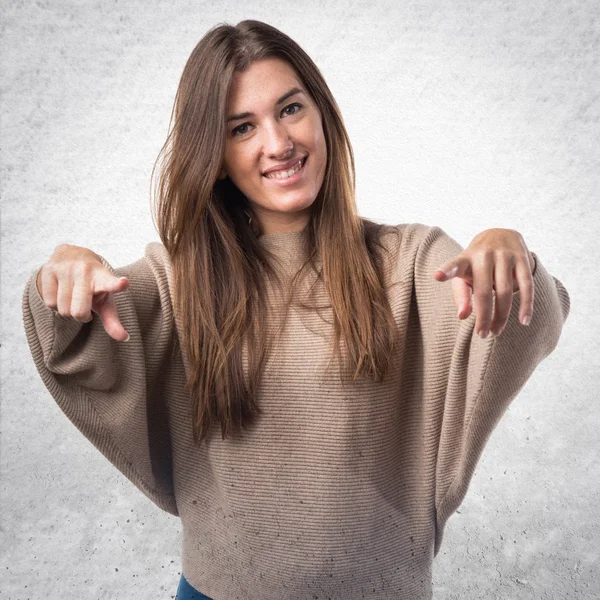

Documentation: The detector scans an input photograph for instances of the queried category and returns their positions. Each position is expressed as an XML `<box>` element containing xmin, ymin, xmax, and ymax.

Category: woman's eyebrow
<box><xmin>227</xmin><ymin>87</ymin><xmax>305</xmax><ymax>122</ymax></box>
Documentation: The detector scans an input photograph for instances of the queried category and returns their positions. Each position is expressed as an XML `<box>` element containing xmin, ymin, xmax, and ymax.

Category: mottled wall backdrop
<box><xmin>3</xmin><ymin>0</ymin><xmax>598</xmax><ymax>598</ymax></box>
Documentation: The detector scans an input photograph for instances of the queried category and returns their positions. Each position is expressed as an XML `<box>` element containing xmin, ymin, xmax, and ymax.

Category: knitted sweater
<box><xmin>22</xmin><ymin>222</ymin><xmax>570</xmax><ymax>600</ymax></box>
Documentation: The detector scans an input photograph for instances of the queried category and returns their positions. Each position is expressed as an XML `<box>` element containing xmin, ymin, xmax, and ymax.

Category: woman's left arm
<box><xmin>411</xmin><ymin>224</ymin><xmax>571</xmax><ymax>556</ymax></box>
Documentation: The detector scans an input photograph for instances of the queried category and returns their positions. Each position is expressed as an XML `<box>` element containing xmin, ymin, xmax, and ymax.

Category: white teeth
<box><xmin>265</xmin><ymin>158</ymin><xmax>303</xmax><ymax>179</ymax></box>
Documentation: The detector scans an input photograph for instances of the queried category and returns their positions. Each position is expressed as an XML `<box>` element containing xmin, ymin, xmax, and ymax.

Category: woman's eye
<box><xmin>231</xmin><ymin>103</ymin><xmax>303</xmax><ymax>137</ymax></box>
<box><xmin>232</xmin><ymin>123</ymin><xmax>250</xmax><ymax>137</ymax></box>
<box><xmin>282</xmin><ymin>102</ymin><xmax>303</xmax><ymax>116</ymax></box>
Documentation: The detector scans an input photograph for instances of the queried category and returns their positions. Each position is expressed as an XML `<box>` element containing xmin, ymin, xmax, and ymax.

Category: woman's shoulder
<box><xmin>144</xmin><ymin>241</ymin><xmax>172</xmax><ymax>264</ymax></box>
<box><xmin>360</xmin><ymin>217</ymin><xmax>437</xmax><ymax>253</ymax></box>
<box><xmin>140</xmin><ymin>242</ymin><xmax>176</xmax><ymax>285</ymax></box>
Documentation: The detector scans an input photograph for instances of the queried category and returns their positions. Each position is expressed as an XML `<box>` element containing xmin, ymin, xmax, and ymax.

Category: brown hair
<box><xmin>151</xmin><ymin>19</ymin><xmax>397</xmax><ymax>445</ymax></box>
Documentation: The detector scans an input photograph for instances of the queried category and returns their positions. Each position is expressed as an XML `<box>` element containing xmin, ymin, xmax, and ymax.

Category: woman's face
<box><xmin>219</xmin><ymin>58</ymin><xmax>327</xmax><ymax>235</ymax></box>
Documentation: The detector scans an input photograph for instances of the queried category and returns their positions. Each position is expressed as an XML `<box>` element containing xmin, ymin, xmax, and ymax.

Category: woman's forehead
<box><xmin>228</xmin><ymin>59</ymin><xmax>301</xmax><ymax>104</ymax></box>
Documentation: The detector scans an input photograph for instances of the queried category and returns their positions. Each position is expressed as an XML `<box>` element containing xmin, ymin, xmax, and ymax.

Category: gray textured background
<box><xmin>2</xmin><ymin>1</ymin><xmax>598</xmax><ymax>598</ymax></box>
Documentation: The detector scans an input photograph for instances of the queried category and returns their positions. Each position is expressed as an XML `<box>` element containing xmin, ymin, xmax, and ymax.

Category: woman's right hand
<box><xmin>36</xmin><ymin>244</ymin><xmax>131</xmax><ymax>342</ymax></box>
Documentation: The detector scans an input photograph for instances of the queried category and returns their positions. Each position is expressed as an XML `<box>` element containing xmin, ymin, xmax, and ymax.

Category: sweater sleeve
<box><xmin>411</xmin><ymin>225</ymin><xmax>570</xmax><ymax>557</ymax></box>
<box><xmin>22</xmin><ymin>242</ymin><xmax>180</xmax><ymax>517</ymax></box>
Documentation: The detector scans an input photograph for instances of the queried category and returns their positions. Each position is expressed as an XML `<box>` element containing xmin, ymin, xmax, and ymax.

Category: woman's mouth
<box><xmin>262</xmin><ymin>156</ymin><xmax>307</xmax><ymax>186</ymax></box>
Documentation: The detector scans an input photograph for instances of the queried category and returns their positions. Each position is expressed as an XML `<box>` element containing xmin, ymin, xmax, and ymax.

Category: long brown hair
<box><xmin>151</xmin><ymin>19</ymin><xmax>397</xmax><ymax>445</ymax></box>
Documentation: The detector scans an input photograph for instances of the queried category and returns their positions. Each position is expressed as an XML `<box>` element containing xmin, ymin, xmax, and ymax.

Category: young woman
<box><xmin>23</xmin><ymin>19</ymin><xmax>570</xmax><ymax>600</ymax></box>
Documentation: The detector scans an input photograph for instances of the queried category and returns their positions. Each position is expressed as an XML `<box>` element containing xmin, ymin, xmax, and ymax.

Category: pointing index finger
<box><xmin>514</xmin><ymin>256</ymin><xmax>535</xmax><ymax>325</ymax></box>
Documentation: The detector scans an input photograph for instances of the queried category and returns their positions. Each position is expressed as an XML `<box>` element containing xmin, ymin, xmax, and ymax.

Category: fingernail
<box><xmin>124</xmin><ymin>332</ymin><xmax>130</xmax><ymax>342</ymax></box>
<box><xmin>522</xmin><ymin>314</ymin><xmax>531</xmax><ymax>326</ymax></box>
<box><xmin>480</xmin><ymin>329</ymin><xmax>489</xmax><ymax>338</ymax></box>
<box><xmin>440</xmin><ymin>266</ymin><xmax>458</xmax><ymax>278</ymax></box>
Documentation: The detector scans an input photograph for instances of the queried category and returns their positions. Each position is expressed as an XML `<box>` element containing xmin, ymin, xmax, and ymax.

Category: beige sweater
<box><xmin>22</xmin><ymin>222</ymin><xmax>570</xmax><ymax>600</ymax></box>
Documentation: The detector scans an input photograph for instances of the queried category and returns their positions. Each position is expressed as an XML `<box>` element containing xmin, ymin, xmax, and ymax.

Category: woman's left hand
<box><xmin>433</xmin><ymin>228</ymin><xmax>535</xmax><ymax>338</ymax></box>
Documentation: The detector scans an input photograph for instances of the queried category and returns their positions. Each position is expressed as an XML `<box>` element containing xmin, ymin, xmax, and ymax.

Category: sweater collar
<box><xmin>258</xmin><ymin>226</ymin><xmax>308</xmax><ymax>246</ymax></box>
<box><xmin>257</xmin><ymin>226</ymin><xmax>311</xmax><ymax>270</ymax></box>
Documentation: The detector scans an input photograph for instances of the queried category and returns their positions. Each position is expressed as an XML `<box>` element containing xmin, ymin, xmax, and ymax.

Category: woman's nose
<box><xmin>262</xmin><ymin>121</ymin><xmax>293</xmax><ymax>156</ymax></box>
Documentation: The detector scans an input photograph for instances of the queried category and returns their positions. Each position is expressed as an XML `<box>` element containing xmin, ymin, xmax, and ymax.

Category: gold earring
<box><xmin>244</xmin><ymin>209</ymin><xmax>259</xmax><ymax>235</ymax></box>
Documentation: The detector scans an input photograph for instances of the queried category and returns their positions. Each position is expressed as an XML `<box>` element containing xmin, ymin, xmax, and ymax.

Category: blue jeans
<box><xmin>176</xmin><ymin>573</ymin><xmax>214</xmax><ymax>599</ymax></box>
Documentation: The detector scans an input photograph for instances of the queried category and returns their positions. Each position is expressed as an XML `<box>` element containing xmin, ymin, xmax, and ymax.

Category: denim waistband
<box><xmin>175</xmin><ymin>573</ymin><xmax>214</xmax><ymax>600</ymax></box>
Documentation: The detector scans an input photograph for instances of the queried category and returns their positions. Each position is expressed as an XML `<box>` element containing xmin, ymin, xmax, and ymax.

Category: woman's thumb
<box><xmin>104</xmin><ymin>275</ymin><xmax>130</xmax><ymax>293</ymax></box>
<box><xmin>91</xmin><ymin>273</ymin><xmax>130</xmax><ymax>341</ymax></box>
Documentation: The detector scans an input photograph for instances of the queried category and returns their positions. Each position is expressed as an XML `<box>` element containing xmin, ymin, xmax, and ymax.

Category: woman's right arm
<box><xmin>22</xmin><ymin>242</ymin><xmax>180</xmax><ymax>516</ymax></box>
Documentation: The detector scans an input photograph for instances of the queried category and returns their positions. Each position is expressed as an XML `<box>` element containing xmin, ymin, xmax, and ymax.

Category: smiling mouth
<box><xmin>262</xmin><ymin>156</ymin><xmax>307</xmax><ymax>180</ymax></box>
